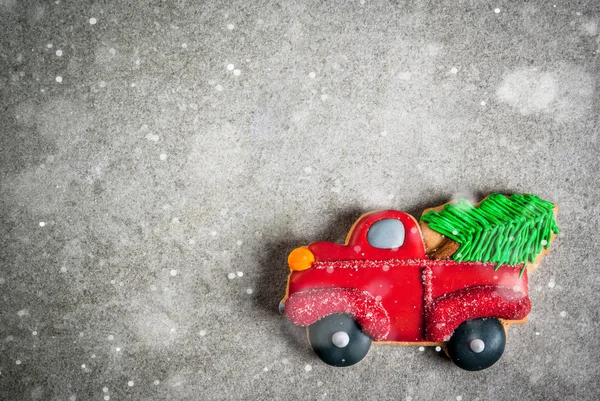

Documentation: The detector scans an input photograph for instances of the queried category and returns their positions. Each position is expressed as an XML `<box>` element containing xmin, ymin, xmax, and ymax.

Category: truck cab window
<box><xmin>367</xmin><ymin>218</ymin><xmax>405</xmax><ymax>249</ymax></box>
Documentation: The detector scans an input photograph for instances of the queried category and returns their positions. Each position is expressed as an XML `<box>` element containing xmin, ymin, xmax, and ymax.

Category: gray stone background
<box><xmin>1</xmin><ymin>0</ymin><xmax>599</xmax><ymax>400</ymax></box>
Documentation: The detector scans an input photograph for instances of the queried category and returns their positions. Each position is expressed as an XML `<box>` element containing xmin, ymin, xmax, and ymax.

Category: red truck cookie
<box><xmin>280</xmin><ymin>194</ymin><xmax>558</xmax><ymax>370</ymax></box>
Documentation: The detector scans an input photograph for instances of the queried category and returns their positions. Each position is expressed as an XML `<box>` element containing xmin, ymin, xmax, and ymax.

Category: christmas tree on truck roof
<box><xmin>420</xmin><ymin>194</ymin><xmax>559</xmax><ymax>274</ymax></box>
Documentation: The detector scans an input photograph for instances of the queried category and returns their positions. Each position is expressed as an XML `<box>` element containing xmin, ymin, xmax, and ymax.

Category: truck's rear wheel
<box><xmin>307</xmin><ymin>313</ymin><xmax>371</xmax><ymax>367</ymax></box>
<box><xmin>447</xmin><ymin>318</ymin><xmax>506</xmax><ymax>371</ymax></box>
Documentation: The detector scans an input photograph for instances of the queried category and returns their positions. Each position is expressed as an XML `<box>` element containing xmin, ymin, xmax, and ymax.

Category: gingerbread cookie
<box><xmin>280</xmin><ymin>194</ymin><xmax>558</xmax><ymax>370</ymax></box>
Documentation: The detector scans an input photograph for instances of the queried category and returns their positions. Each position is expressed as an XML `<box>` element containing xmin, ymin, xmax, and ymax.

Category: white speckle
<box><xmin>227</xmin><ymin>23</ymin><xmax>234</xmax><ymax>30</ymax></box>
<box><xmin>32</xmin><ymin>331</ymin><xmax>37</xmax><ymax>336</ymax></box>
<box><xmin>263</xmin><ymin>367</ymin><xmax>269</xmax><ymax>372</ymax></box>
<box><xmin>130</xmin><ymin>83</ymin><xmax>136</xmax><ymax>88</ymax></box>
<box><xmin>47</xmin><ymin>43</ymin><xmax>53</xmax><ymax>48</ymax></box>
<box><xmin>246</xmin><ymin>288</ymin><xmax>253</xmax><ymax>294</ymax></box>
<box><xmin>450</xmin><ymin>67</ymin><xmax>458</xmax><ymax>74</ymax></box>
<box><xmin>170</xmin><ymin>328</ymin><xmax>176</xmax><ymax>333</ymax></box>
<box><xmin>410</xmin><ymin>227</ymin><xmax>418</xmax><ymax>234</ymax></box>
<box><xmin>210</xmin><ymin>230</ymin><xmax>217</xmax><ymax>236</ymax></box>
<box><xmin>233</xmin><ymin>69</ymin><xmax>241</xmax><ymax>76</ymax></box>
<box><xmin>493</xmin><ymin>275</ymin><xmax>498</xmax><ymax>280</ymax></box>
<box><xmin>304</xmin><ymin>364</ymin><xmax>312</xmax><ymax>372</ymax></box>
<box><xmin>236</xmin><ymin>271</ymin><xmax>243</xmax><ymax>277</ymax></box>
<box><xmin>150</xmin><ymin>285</ymin><xmax>157</xmax><ymax>291</ymax></box>
<box><xmin>127</xmin><ymin>380</ymin><xmax>134</xmax><ymax>387</ymax></box>
<box><xmin>145</xmin><ymin>133</ymin><xmax>159</xmax><ymax>142</ymax></box>
<box><xmin>199</xmin><ymin>330</ymin><xmax>207</xmax><ymax>336</ymax></box>
<box><xmin>227</xmin><ymin>273</ymin><xmax>236</xmax><ymax>280</ymax></box>
<box><xmin>480</xmin><ymin>101</ymin><xmax>486</xmax><ymax>106</ymax></box>
<box><xmin>320</xmin><ymin>94</ymin><xmax>328</xmax><ymax>101</ymax></box>
<box><xmin>541</xmin><ymin>239</ymin><xmax>548</xmax><ymax>246</ymax></box>
<box><xmin>153</xmin><ymin>379</ymin><xmax>160</xmax><ymax>385</ymax></box>
<box><xmin>159</xmin><ymin>153</ymin><xmax>167</xmax><ymax>161</ymax></box>
<box><xmin>39</xmin><ymin>221</ymin><xmax>46</xmax><ymax>227</ymax></box>
<box><xmin>188</xmin><ymin>239</ymin><xmax>196</xmax><ymax>245</ymax></box>
<box><xmin>452</xmin><ymin>230</ymin><xmax>458</xmax><ymax>235</ymax></box>
<box><xmin>382</xmin><ymin>265</ymin><xmax>390</xmax><ymax>272</ymax></box>
<box><xmin>81</xmin><ymin>364</ymin><xmax>86</xmax><ymax>369</ymax></box>
<box><xmin>181</xmin><ymin>43</ymin><xmax>187</xmax><ymax>48</ymax></box>
<box><xmin>494</xmin><ymin>8</ymin><xmax>500</xmax><ymax>14</ymax></box>
<box><xmin>60</xmin><ymin>266</ymin><xmax>67</xmax><ymax>273</ymax></box>
<box><xmin>102</xmin><ymin>387</ymin><xmax>108</xmax><ymax>393</ymax></box>
<box><xmin>380</xmin><ymin>130</ymin><xmax>388</xmax><ymax>137</ymax></box>
<box><xmin>535</xmin><ymin>332</ymin><xmax>540</xmax><ymax>335</ymax></box>
<box><xmin>418</xmin><ymin>346</ymin><xmax>425</xmax><ymax>352</ymax></box>
<box><xmin>56</xmin><ymin>50</ymin><xmax>63</xmax><ymax>57</ymax></box>
<box><xmin>456</xmin><ymin>253</ymin><xmax>462</xmax><ymax>258</ymax></box>
<box><xmin>99</xmin><ymin>80</ymin><xmax>107</xmax><ymax>88</ymax></box>
<box><xmin>15</xmin><ymin>360</ymin><xmax>21</xmax><ymax>365</ymax></box>
<box><xmin>115</xmin><ymin>347</ymin><xmax>121</xmax><ymax>352</ymax></box>
<box><xmin>104</xmin><ymin>397</ymin><xmax>110</xmax><ymax>401</ymax></box>
<box><xmin>308</xmin><ymin>71</ymin><xmax>316</xmax><ymax>79</ymax></box>
<box><xmin>456</xmin><ymin>396</ymin><xmax>463</xmax><ymax>401</ymax></box>
<box><xmin>108</xmin><ymin>335</ymin><xmax>114</xmax><ymax>341</ymax></box>
<box><xmin>55</xmin><ymin>76</ymin><xmax>62</xmax><ymax>83</ymax></box>
<box><xmin>215</xmin><ymin>84</ymin><xmax>223</xmax><ymax>91</ymax></box>
<box><xmin>326</xmin><ymin>266</ymin><xmax>334</xmax><ymax>273</ymax></box>
<box><xmin>135</xmin><ymin>59</ymin><xmax>141</xmax><ymax>65</ymax></box>
<box><xmin>548</xmin><ymin>279</ymin><xmax>556</xmax><ymax>288</ymax></box>
<box><xmin>375</xmin><ymin>295</ymin><xmax>382</xmax><ymax>301</ymax></box>
<box><xmin>227</xmin><ymin>64</ymin><xmax>234</xmax><ymax>71</ymax></box>
<box><xmin>236</xmin><ymin>240</ymin><xmax>243</xmax><ymax>246</ymax></box>
<box><xmin>17</xmin><ymin>309</ymin><xmax>29</xmax><ymax>317</ymax></box>
<box><xmin>170</xmin><ymin>269</ymin><xmax>177</xmax><ymax>276</ymax></box>
<box><xmin>89</xmin><ymin>17</ymin><xmax>97</xmax><ymax>25</ymax></box>
<box><xmin>560</xmin><ymin>311</ymin><xmax>567</xmax><ymax>317</ymax></box>
<box><xmin>435</xmin><ymin>346</ymin><xmax>442</xmax><ymax>352</ymax></box>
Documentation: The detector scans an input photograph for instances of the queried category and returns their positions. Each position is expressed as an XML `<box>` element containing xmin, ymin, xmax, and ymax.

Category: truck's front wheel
<box><xmin>447</xmin><ymin>318</ymin><xmax>506</xmax><ymax>371</ymax></box>
<box><xmin>307</xmin><ymin>313</ymin><xmax>371</xmax><ymax>367</ymax></box>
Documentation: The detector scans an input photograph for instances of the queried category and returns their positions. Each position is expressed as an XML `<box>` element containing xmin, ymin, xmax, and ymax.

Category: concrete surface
<box><xmin>1</xmin><ymin>0</ymin><xmax>599</xmax><ymax>400</ymax></box>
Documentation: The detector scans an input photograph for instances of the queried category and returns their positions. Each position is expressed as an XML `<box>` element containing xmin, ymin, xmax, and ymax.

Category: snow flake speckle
<box><xmin>560</xmin><ymin>311</ymin><xmax>567</xmax><ymax>317</ymax></box>
<box><xmin>309</xmin><ymin>71</ymin><xmax>316</xmax><ymax>79</ymax></box>
<box><xmin>55</xmin><ymin>76</ymin><xmax>63</xmax><ymax>83</ymax></box>
<box><xmin>17</xmin><ymin>309</ymin><xmax>29</xmax><ymax>317</ymax></box>
<box><xmin>418</xmin><ymin>346</ymin><xmax>425</xmax><ymax>352</ymax></box>
<box><xmin>450</xmin><ymin>67</ymin><xmax>458</xmax><ymax>74</ymax></box>
<box><xmin>56</xmin><ymin>50</ymin><xmax>63</xmax><ymax>57</ymax></box>
<box><xmin>435</xmin><ymin>346</ymin><xmax>442</xmax><ymax>352</ymax></box>
<box><xmin>170</xmin><ymin>269</ymin><xmax>178</xmax><ymax>276</ymax></box>
<box><xmin>15</xmin><ymin>360</ymin><xmax>22</xmax><ymax>365</ymax></box>
<box><xmin>81</xmin><ymin>364</ymin><xmax>86</xmax><ymax>369</ymax></box>
<box><xmin>227</xmin><ymin>64</ymin><xmax>234</xmax><ymax>71</ymax></box>
<box><xmin>89</xmin><ymin>18</ymin><xmax>97</xmax><ymax>25</ymax></box>
<box><xmin>215</xmin><ymin>84</ymin><xmax>223</xmax><ymax>91</ymax></box>
<box><xmin>39</xmin><ymin>221</ymin><xmax>46</xmax><ymax>227</ymax></box>
<box><xmin>199</xmin><ymin>330</ymin><xmax>207</xmax><ymax>336</ymax></box>
<box><xmin>227</xmin><ymin>273</ymin><xmax>236</xmax><ymax>280</ymax></box>
<box><xmin>103</xmin><ymin>387</ymin><xmax>108</xmax><ymax>393</ymax></box>
<box><xmin>159</xmin><ymin>153</ymin><xmax>167</xmax><ymax>161</ymax></box>
<box><xmin>104</xmin><ymin>397</ymin><xmax>110</xmax><ymax>401</ymax></box>
<box><xmin>108</xmin><ymin>335</ymin><xmax>114</xmax><ymax>341</ymax></box>
<box><xmin>227</xmin><ymin>23</ymin><xmax>235</xmax><ymax>30</ymax></box>
<box><xmin>46</xmin><ymin>43</ymin><xmax>53</xmax><ymax>49</ymax></box>
<box><xmin>236</xmin><ymin>271</ymin><xmax>243</xmax><ymax>277</ymax></box>
<box><xmin>548</xmin><ymin>278</ymin><xmax>556</xmax><ymax>288</ymax></box>
<box><xmin>456</xmin><ymin>396</ymin><xmax>463</xmax><ymax>401</ymax></box>
<box><xmin>127</xmin><ymin>380</ymin><xmax>134</xmax><ymax>387</ymax></box>
<box><xmin>233</xmin><ymin>69</ymin><xmax>241</xmax><ymax>76</ymax></box>
<box><xmin>304</xmin><ymin>364</ymin><xmax>312</xmax><ymax>372</ymax></box>
<box><xmin>494</xmin><ymin>8</ymin><xmax>501</xmax><ymax>14</ymax></box>
<box><xmin>32</xmin><ymin>331</ymin><xmax>38</xmax><ymax>336</ymax></box>
<box><xmin>246</xmin><ymin>288</ymin><xmax>253</xmax><ymax>295</ymax></box>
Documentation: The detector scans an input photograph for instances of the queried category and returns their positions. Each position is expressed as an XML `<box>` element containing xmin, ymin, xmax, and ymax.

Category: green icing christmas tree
<box><xmin>421</xmin><ymin>194</ymin><xmax>559</xmax><ymax>272</ymax></box>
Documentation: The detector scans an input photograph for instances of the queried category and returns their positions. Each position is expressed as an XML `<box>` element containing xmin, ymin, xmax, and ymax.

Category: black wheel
<box><xmin>447</xmin><ymin>318</ymin><xmax>506</xmax><ymax>371</ymax></box>
<box><xmin>307</xmin><ymin>313</ymin><xmax>372</xmax><ymax>367</ymax></box>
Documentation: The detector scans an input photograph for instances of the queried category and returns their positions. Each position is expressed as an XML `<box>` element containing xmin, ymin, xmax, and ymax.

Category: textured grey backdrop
<box><xmin>1</xmin><ymin>0</ymin><xmax>599</xmax><ymax>400</ymax></box>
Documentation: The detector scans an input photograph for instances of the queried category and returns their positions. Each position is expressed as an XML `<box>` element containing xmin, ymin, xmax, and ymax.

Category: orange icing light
<box><xmin>288</xmin><ymin>247</ymin><xmax>315</xmax><ymax>271</ymax></box>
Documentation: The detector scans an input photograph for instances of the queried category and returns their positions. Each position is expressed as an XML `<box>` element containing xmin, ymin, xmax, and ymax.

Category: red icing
<box><xmin>284</xmin><ymin>288</ymin><xmax>391</xmax><ymax>340</ymax></box>
<box><xmin>308</xmin><ymin>210</ymin><xmax>426</xmax><ymax>262</ymax></box>
<box><xmin>425</xmin><ymin>286</ymin><xmax>531</xmax><ymax>342</ymax></box>
<box><xmin>282</xmin><ymin>209</ymin><xmax>533</xmax><ymax>344</ymax></box>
